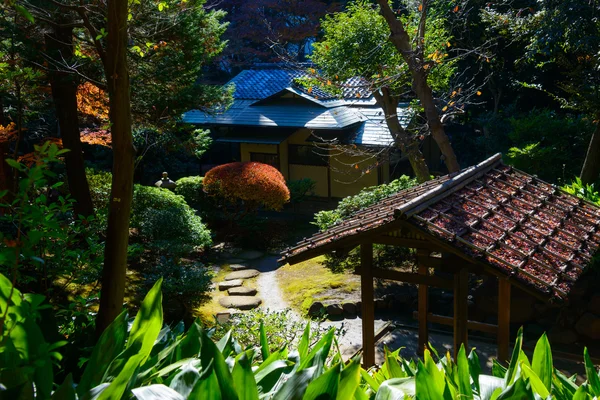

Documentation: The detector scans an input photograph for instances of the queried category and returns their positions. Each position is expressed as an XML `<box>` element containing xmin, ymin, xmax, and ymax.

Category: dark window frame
<box><xmin>250</xmin><ymin>152</ymin><xmax>280</xmax><ymax>169</ymax></box>
<box><xmin>288</xmin><ymin>144</ymin><xmax>328</xmax><ymax>167</ymax></box>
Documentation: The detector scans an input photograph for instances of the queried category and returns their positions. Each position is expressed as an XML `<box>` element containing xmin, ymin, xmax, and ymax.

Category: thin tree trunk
<box><xmin>375</xmin><ymin>0</ymin><xmax>460</xmax><ymax>173</ymax></box>
<box><xmin>96</xmin><ymin>0</ymin><xmax>135</xmax><ymax>335</ymax></box>
<box><xmin>45</xmin><ymin>26</ymin><xmax>95</xmax><ymax>217</ymax></box>
<box><xmin>580</xmin><ymin>122</ymin><xmax>600</xmax><ymax>185</ymax></box>
<box><xmin>374</xmin><ymin>90</ymin><xmax>430</xmax><ymax>182</ymax></box>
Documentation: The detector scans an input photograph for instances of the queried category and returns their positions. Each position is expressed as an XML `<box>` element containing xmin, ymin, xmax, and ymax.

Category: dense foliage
<box><xmin>314</xmin><ymin>175</ymin><xmax>418</xmax><ymax>230</ymax></box>
<box><xmin>4</xmin><ymin>274</ymin><xmax>600</xmax><ymax>399</ymax></box>
<box><xmin>132</xmin><ymin>186</ymin><xmax>212</xmax><ymax>254</ymax></box>
<box><xmin>204</xmin><ymin>161</ymin><xmax>290</xmax><ymax>212</ymax></box>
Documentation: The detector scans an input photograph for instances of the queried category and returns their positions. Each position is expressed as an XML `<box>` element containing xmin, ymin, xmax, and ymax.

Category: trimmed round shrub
<box><xmin>204</xmin><ymin>161</ymin><xmax>290</xmax><ymax>211</ymax></box>
<box><xmin>174</xmin><ymin>176</ymin><xmax>207</xmax><ymax>209</ymax></box>
<box><xmin>132</xmin><ymin>186</ymin><xmax>212</xmax><ymax>253</ymax></box>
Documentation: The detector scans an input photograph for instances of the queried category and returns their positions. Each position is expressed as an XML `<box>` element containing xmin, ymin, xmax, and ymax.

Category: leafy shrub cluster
<box><xmin>204</xmin><ymin>161</ymin><xmax>290</xmax><ymax>212</ymax></box>
<box><xmin>562</xmin><ymin>177</ymin><xmax>600</xmax><ymax>206</ymax></box>
<box><xmin>145</xmin><ymin>258</ymin><xmax>213</xmax><ymax>322</ymax></box>
<box><xmin>132</xmin><ymin>185</ymin><xmax>212</xmax><ymax>254</ymax></box>
<box><xmin>314</xmin><ymin>175</ymin><xmax>418</xmax><ymax>231</ymax></box>
<box><xmin>313</xmin><ymin>176</ymin><xmax>418</xmax><ymax>272</ymax></box>
<box><xmin>4</xmin><ymin>274</ymin><xmax>600</xmax><ymax>399</ymax></box>
<box><xmin>1</xmin><ymin>144</ymin><xmax>104</xmax><ymax>299</ymax></box>
<box><xmin>86</xmin><ymin>170</ymin><xmax>212</xmax><ymax>254</ymax></box>
<box><xmin>287</xmin><ymin>178</ymin><xmax>316</xmax><ymax>204</ymax></box>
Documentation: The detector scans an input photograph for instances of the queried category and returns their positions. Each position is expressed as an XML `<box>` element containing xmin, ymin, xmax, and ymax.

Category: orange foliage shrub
<box><xmin>204</xmin><ymin>162</ymin><xmax>290</xmax><ymax>211</ymax></box>
<box><xmin>0</xmin><ymin>123</ymin><xmax>18</xmax><ymax>143</ymax></box>
<box><xmin>77</xmin><ymin>81</ymin><xmax>109</xmax><ymax>122</ymax></box>
<box><xmin>80</xmin><ymin>128</ymin><xmax>112</xmax><ymax>147</ymax></box>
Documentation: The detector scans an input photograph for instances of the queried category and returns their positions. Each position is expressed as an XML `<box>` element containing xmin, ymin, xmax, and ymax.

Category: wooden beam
<box><xmin>373</xmin><ymin>235</ymin><xmax>434</xmax><ymax>249</ymax></box>
<box><xmin>418</xmin><ymin>251</ymin><xmax>429</xmax><ymax>355</ymax></box>
<box><xmin>498</xmin><ymin>278</ymin><xmax>511</xmax><ymax>362</ymax></box>
<box><xmin>454</xmin><ymin>268</ymin><xmax>469</xmax><ymax>358</ymax></box>
<box><xmin>361</xmin><ymin>242</ymin><xmax>375</xmax><ymax>367</ymax></box>
<box><xmin>411</xmin><ymin>311</ymin><xmax>498</xmax><ymax>335</ymax></box>
<box><xmin>359</xmin><ymin>267</ymin><xmax>453</xmax><ymax>289</ymax></box>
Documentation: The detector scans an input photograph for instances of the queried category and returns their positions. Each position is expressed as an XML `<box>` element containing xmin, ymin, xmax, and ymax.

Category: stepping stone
<box><xmin>229</xmin><ymin>264</ymin><xmax>249</xmax><ymax>271</ymax></box>
<box><xmin>219</xmin><ymin>296</ymin><xmax>262</xmax><ymax>310</ymax></box>
<box><xmin>237</xmin><ymin>250</ymin><xmax>264</xmax><ymax>260</ymax></box>
<box><xmin>228</xmin><ymin>287</ymin><xmax>257</xmax><ymax>296</ymax></box>
<box><xmin>224</xmin><ymin>269</ymin><xmax>260</xmax><ymax>281</ymax></box>
<box><xmin>225</xmin><ymin>258</ymin><xmax>245</xmax><ymax>264</ymax></box>
<box><xmin>218</xmin><ymin>279</ymin><xmax>243</xmax><ymax>291</ymax></box>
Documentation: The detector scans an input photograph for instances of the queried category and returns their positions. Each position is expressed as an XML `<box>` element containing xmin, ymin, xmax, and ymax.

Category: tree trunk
<box><xmin>580</xmin><ymin>122</ymin><xmax>600</xmax><ymax>185</ymax></box>
<box><xmin>96</xmin><ymin>0</ymin><xmax>135</xmax><ymax>335</ymax></box>
<box><xmin>45</xmin><ymin>26</ymin><xmax>95</xmax><ymax>217</ymax></box>
<box><xmin>374</xmin><ymin>90</ymin><xmax>430</xmax><ymax>182</ymax></box>
<box><xmin>375</xmin><ymin>0</ymin><xmax>460</xmax><ymax>173</ymax></box>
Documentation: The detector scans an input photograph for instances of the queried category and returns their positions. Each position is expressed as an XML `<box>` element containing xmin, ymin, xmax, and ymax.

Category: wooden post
<box><xmin>453</xmin><ymin>267</ymin><xmax>469</xmax><ymax>358</ymax></box>
<box><xmin>417</xmin><ymin>249</ymin><xmax>429</xmax><ymax>354</ymax></box>
<box><xmin>498</xmin><ymin>278</ymin><xmax>511</xmax><ymax>362</ymax></box>
<box><xmin>361</xmin><ymin>242</ymin><xmax>375</xmax><ymax>367</ymax></box>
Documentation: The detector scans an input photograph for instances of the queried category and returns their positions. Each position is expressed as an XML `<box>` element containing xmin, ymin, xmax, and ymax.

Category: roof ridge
<box><xmin>395</xmin><ymin>153</ymin><xmax>503</xmax><ymax>219</ymax></box>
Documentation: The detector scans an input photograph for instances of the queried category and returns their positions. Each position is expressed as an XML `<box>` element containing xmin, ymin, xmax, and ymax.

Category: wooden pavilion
<box><xmin>279</xmin><ymin>154</ymin><xmax>600</xmax><ymax>366</ymax></box>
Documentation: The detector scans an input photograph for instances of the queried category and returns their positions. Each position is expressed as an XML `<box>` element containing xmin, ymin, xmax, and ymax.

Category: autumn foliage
<box><xmin>203</xmin><ymin>162</ymin><xmax>290</xmax><ymax>211</ymax></box>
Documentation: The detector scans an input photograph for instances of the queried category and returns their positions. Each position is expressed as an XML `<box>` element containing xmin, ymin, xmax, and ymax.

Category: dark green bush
<box><xmin>132</xmin><ymin>186</ymin><xmax>212</xmax><ymax>254</ymax></box>
<box><xmin>145</xmin><ymin>258</ymin><xmax>213</xmax><ymax>321</ymax></box>
<box><xmin>174</xmin><ymin>176</ymin><xmax>204</xmax><ymax>208</ymax></box>
<box><xmin>287</xmin><ymin>178</ymin><xmax>316</xmax><ymax>204</ymax></box>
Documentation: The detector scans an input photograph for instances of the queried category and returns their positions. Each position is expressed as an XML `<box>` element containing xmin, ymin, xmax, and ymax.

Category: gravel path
<box><xmin>252</xmin><ymin>255</ymin><xmax>387</xmax><ymax>358</ymax></box>
<box><xmin>254</xmin><ymin>256</ymin><xmax>290</xmax><ymax>312</ymax></box>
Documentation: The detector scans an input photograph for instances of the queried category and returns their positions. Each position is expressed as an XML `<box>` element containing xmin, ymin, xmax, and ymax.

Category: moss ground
<box><xmin>277</xmin><ymin>256</ymin><xmax>360</xmax><ymax>314</ymax></box>
<box><xmin>195</xmin><ymin>266</ymin><xmax>260</xmax><ymax>323</ymax></box>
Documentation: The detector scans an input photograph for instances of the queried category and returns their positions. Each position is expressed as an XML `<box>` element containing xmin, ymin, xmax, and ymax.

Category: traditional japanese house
<box><xmin>182</xmin><ymin>65</ymin><xmax>443</xmax><ymax>199</ymax></box>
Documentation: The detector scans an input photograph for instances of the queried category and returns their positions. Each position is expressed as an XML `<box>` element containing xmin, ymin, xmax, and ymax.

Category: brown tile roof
<box><xmin>281</xmin><ymin>154</ymin><xmax>600</xmax><ymax>300</ymax></box>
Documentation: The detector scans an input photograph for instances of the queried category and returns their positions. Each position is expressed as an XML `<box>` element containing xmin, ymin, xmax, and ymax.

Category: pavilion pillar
<box><xmin>360</xmin><ymin>241</ymin><xmax>375</xmax><ymax>367</ymax></box>
<box><xmin>417</xmin><ymin>249</ymin><xmax>429</xmax><ymax>354</ymax></box>
<box><xmin>453</xmin><ymin>267</ymin><xmax>469</xmax><ymax>358</ymax></box>
<box><xmin>497</xmin><ymin>278</ymin><xmax>511</xmax><ymax>362</ymax></box>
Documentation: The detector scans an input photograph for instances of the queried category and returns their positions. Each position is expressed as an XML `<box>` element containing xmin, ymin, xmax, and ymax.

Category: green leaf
<box><xmin>336</xmin><ymin>357</ymin><xmax>361</xmax><ymax>400</ymax></box>
<box><xmin>505</xmin><ymin>327</ymin><xmax>523</xmax><ymax>385</ymax></box>
<box><xmin>132</xmin><ymin>384</ymin><xmax>184</xmax><ymax>400</ymax></box>
<box><xmin>189</xmin><ymin>360</ymin><xmax>222</xmax><ymax>400</ymax></box>
<box><xmin>52</xmin><ymin>374</ymin><xmax>76</xmax><ymax>400</ymax></box>
<box><xmin>415</xmin><ymin>350</ymin><xmax>446</xmax><ymax>399</ymax></box>
<box><xmin>468</xmin><ymin>348</ymin><xmax>481</xmax><ymax>394</ymax></box>
<box><xmin>199</xmin><ymin>329</ymin><xmax>238</xmax><ymax>400</ymax></box>
<box><xmin>299</xmin><ymin>328</ymin><xmax>335</xmax><ymax>371</ymax></box>
<box><xmin>531</xmin><ymin>333</ymin><xmax>552</xmax><ymax>392</ymax></box>
<box><xmin>272</xmin><ymin>366</ymin><xmax>318</xmax><ymax>400</ymax></box>
<box><xmin>232</xmin><ymin>350</ymin><xmax>259</xmax><ymax>400</ymax></box>
<box><xmin>259</xmin><ymin>321</ymin><xmax>270</xmax><ymax>361</ymax></box>
<box><xmin>478</xmin><ymin>375</ymin><xmax>505</xmax><ymax>399</ymax></box>
<box><xmin>98</xmin><ymin>279</ymin><xmax>163</xmax><ymax>400</ymax></box>
<box><xmin>456</xmin><ymin>345</ymin><xmax>473</xmax><ymax>399</ymax></box>
<box><xmin>520</xmin><ymin>363</ymin><xmax>549</xmax><ymax>398</ymax></box>
<box><xmin>303</xmin><ymin>363</ymin><xmax>341</xmax><ymax>400</ymax></box>
<box><xmin>374</xmin><ymin>378</ymin><xmax>415</xmax><ymax>399</ymax></box>
<box><xmin>584</xmin><ymin>347</ymin><xmax>600</xmax><ymax>396</ymax></box>
<box><xmin>169</xmin><ymin>363</ymin><xmax>200</xmax><ymax>398</ymax></box>
<box><xmin>385</xmin><ymin>347</ymin><xmax>406</xmax><ymax>378</ymax></box>
<box><xmin>14</xmin><ymin>5</ymin><xmax>34</xmax><ymax>23</ymax></box>
<box><xmin>298</xmin><ymin>323</ymin><xmax>310</xmax><ymax>360</ymax></box>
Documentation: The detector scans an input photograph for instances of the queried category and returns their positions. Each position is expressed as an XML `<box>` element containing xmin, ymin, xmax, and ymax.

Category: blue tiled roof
<box><xmin>228</xmin><ymin>67</ymin><xmax>372</xmax><ymax>101</ymax></box>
